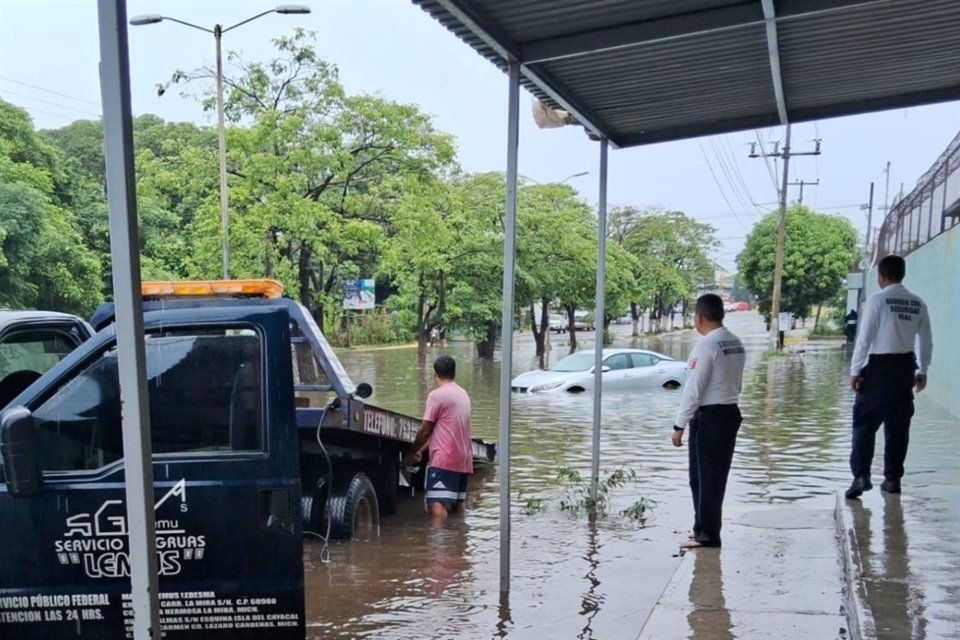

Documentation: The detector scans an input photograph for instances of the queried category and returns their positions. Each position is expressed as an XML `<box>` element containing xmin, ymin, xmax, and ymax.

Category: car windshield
<box><xmin>549</xmin><ymin>353</ymin><xmax>596</xmax><ymax>372</ymax></box>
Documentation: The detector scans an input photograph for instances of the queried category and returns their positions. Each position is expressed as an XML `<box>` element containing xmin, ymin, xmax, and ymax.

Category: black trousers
<box><xmin>850</xmin><ymin>353</ymin><xmax>916</xmax><ymax>481</ymax></box>
<box><xmin>689</xmin><ymin>404</ymin><xmax>742</xmax><ymax>546</ymax></box>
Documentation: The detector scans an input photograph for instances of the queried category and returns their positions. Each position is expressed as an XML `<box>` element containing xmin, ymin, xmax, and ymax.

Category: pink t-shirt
<box><xmin>423</xmin><ymin>381</ymin><xmax>473</xmax><ymax>474</ymax></box>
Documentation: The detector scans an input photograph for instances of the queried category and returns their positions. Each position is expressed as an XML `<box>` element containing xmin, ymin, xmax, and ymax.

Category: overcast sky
<box><xmin>2</xmin><ymin>0</ymin><xmax>958</xmax><ymax>271</ymax></box>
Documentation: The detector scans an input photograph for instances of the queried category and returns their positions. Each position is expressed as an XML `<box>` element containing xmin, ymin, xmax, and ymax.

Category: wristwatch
<box><xmin>673</xmin><ymin>425</ymin><xmax>684</xmax><ymax>432</ymax></box>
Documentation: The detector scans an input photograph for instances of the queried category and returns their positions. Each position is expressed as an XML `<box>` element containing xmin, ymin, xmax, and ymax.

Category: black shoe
<box><xmin>881</xmin><ymin>479</ymin><xmax>901</xmax><ymax>494</ymax></box>
<box><xmin>845</xmin><ymin>476</ymin><xmax>872</xmax><ymax>499</ymax></box>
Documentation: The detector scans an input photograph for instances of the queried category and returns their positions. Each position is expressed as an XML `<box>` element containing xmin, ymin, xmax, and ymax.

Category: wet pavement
<box><xmin>638</xmin><ymin>506</ymin><xmax>847</xmax><ymax>640</ymax></box>
<box><xmin>840</xmin><ymin>408</ymin><xmax>960</xmax><ymax>640</ymax></box>
<box><xmin>307</xmin><ymin>312</ymin><xmax>960</xmax><ymax>639</ymax></box>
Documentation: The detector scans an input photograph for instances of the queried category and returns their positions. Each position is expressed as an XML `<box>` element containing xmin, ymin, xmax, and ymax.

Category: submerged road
<box><xmin>307</xmin><ymin>311</ymin><xmax>959</xmax><ymax>639</ymax></box>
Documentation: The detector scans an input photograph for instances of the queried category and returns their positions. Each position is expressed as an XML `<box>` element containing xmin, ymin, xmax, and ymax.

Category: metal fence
<box><xmin>874</xmin><ymin>132</ymin><xmax>960</xmax><ymax>265</ymax></box>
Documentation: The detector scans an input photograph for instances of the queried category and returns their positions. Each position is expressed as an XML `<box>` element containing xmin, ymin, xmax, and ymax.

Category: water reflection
<box><xmin>577</xmin><ymin>520</ymin><xmax>602</xmax><ymax>640</ymax></box>
<box><xmin>850</xmin><ymin>498</ymin><xmax>927</xmax><ymax>640</ymax></box>
<box><xmin>495</xmin><ymin>592</ymin><xmax>512</xmax><ymax>639</ymax></box>
<box><xmin>736</xmin><ymin>345</ymin><xmax>850</xmax><ymax>503</ymax></box>
<box><xmin>423</xmin><ymin>521</ymin><xmax>471</xmax><ymax>594</ymax></box>
<box><xmin>687</xmin><ymin>550</ymin><xmax>733</xmax><ymax>640</ymax></box>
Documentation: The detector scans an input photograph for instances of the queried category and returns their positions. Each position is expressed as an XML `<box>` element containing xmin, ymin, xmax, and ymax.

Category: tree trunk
<box><xmin>814</xmin><ymin>302</ymin><xmax>823</xmax><ymax>330</ymax></box>
<box><xmin>264</xmin><ymin>232</ymin><xmax>272</xmax><ymax>278</ymax></box>
<box><xmin>565</xmin><ymin>304</ymin><xmax>578</xmax><ymax>352</ymax></box>
<box><xmin>416</xmin><ymin>273</ymin><xmax>428</xmax><ymax>356</ymax></box>
<box><xmin>476</xmin><ymin>321</ymin><xmax>498</xmax><ymax>359</ymax></box>
<box><xmin>298</xmin><ymin>244</ymin><xmax>322</xmax><ymax>331</ymax></box>
<box><xmin>630</xmin><ymin>302</ymin><xmax>639</xmax><ymax>337</ymax></box>
<box><xmin>531</xmin><ymin>301</ymin><xmax>547</xmax><ymax>357</ymax></box>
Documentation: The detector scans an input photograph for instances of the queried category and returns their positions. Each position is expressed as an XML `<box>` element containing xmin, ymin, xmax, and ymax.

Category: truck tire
<box><xmin>326</xmin><ymin>472</ymin><xmax>380</xmax><ymax>540</ymax></box>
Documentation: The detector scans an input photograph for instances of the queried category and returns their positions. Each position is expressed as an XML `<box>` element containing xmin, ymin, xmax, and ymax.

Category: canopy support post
<box><xmin>97</xmin><ymin>0</ymin><xmax>160</xmax><ymax>637</ymax></box>
<box><xmin>498</xmin><ymin>58</ymin><xmax>521</xmax><ymax>594</ymax></box>
<box><xmin>590</xmin><ymin>138</ymin><xmax>609</xmax><ymax>502</ymax></box>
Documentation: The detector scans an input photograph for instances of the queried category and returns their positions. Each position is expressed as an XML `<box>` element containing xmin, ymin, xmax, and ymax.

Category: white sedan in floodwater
<box><xmin>511</xmin><ymin>348</ymin><xmax>687</xmax><ymax>394</ymax></box>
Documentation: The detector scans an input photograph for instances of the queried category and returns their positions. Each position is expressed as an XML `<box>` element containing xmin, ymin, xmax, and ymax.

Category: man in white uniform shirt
<box><xmin>672</xmin><ymin>294</ymin><xmax>746</xmax><ymax>549</ymax></box>
<box><xmin>845</xmin><ymin>255</ymin><xmax>932</xmax><ymax>499</ymax></box>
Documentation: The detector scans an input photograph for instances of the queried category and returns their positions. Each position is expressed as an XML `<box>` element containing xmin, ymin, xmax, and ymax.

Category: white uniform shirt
<box><xmin>850</xmin><ymin>283</ymin><xmax>933</xmax><ymax>375</ymax></box>
<box><xmin>674</xmin><ymin>326</ymin><xmax>746</xmax><ymax>428</ymax></box>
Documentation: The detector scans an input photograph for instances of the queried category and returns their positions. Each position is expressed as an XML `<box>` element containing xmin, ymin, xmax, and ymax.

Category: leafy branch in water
<box><xmin>555</xmin><ymin>464</ymin><xmax>654</xmax><ymax>524</ymax></box>
<box><xmin>517</xmin><ymin>489</ymin><xmax>546</xmax><ymax>515</ymax></box>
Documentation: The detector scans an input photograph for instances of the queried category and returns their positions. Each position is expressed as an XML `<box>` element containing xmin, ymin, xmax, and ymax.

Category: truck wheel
<box><xmin>327</xmin><ymin>472</ymin><xmax>380</xmax><ymax>540</ymax></box>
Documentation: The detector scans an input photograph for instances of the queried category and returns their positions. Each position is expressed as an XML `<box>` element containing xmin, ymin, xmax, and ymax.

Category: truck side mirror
<box><xmin>0</xmin><ymin>406</ymin><xmax>42</xmax><ymax>497</ymax></box>
<box><xmin>355</xmin><ymin>382</ymin><xmax>373</xmax><ymax>399</ymax></box>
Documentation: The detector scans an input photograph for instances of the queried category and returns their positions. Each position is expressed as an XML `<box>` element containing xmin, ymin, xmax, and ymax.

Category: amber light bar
<box><xmin>141</xmin><ymin>279</ymin><xmax>284</xmax><ymax>299</ymax></box>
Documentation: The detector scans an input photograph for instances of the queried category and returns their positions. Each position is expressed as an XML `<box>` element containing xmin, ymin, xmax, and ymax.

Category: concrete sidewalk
<box><xmin>840</xmin><ymin>487</ymin><xmax>960</xmax><ymax>639</ymax></box>
<box><xmin>637</xmin><ymin>505</ymin><xmax>852</xmax><ymax>640</ymax></box>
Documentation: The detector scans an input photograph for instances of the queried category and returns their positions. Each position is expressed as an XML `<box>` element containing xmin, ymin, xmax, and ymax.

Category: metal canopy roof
<box><xmin>413</xmin><ymin>0</ymin><xmax>960</xmax><ymax>147</ymax></box>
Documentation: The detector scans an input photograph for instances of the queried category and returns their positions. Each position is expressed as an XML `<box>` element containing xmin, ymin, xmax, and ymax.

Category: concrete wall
<box><xmin>865</xmin><ymin>224</ymin><xmax>960</xmax><ymax>417</ymax></box>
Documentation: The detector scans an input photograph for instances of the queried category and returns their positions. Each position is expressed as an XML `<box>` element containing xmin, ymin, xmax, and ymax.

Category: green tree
<box><xmin>0</xmin><ymin>100</ymin><xmax>103</xmax><ymax>315</ymax></box>
<box><xmin>611</xmin><ymin>206</ymin><xmax>717</xmax><ymax>334</ymax></box>
<box><xmin>515</xmin><ymin>182</ymin><xmax>596</xmax><ymax>355</ymax></box>
<box><xmin>378</xmin><ymin>174</ymin><xmax>458</xmax><ymax>355</ymax></box>
<box><xmin>444</xmin><ymin>173</ymin><xmax>508</xmax><ymax>358</ymax></box>
<box><xmin>737</xmin><ymin>205</ymin><xmax>857</xmax><ymax>322</ymax></box>
<box><xmin>164</xmin><ymin>30</ymin><xmax>456</xmax><ymax>330</ymax></box>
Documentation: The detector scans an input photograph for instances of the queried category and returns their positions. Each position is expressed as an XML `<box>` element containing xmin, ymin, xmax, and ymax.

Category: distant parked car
<box><xmin>548</xmin><ymin>314</ymin><xmax>567</xmax><ymax>333</ymax></box>
<box><xmin>0</xmin><ymin>310</ymin><xmax>94</xmax><ymax>408</ymax></box>
<box><xmin>511</xmin><ymin>348</ymin><xmax>686</xmax><ymax>393</ymax></box>
<box><xmin>573</xmin><ymin>311</ymin><xmax>595</xmax><ymax>331</ymax></box>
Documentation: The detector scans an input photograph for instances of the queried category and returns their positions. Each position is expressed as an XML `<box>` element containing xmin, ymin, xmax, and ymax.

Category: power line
<box><xmin>1</xmin><ymin>104</ymin><xmax>77</xmax><ymax>123</ymax></box>
<box><xmin>0</xmin><ymin>89</ymin><xmax>101</xmax><ymax>118</ymax></box>
<box><xmin>0</xmin><ymin>76</ymin><xmax>101</xmax><ymax>106</ymax></box>
<box><xmin>698</xmin><ymin>139</ymin><xmax>750</xmax><ymax>232</ymax></box>
<box><xmin>722</xmin><ymin>136</ymin><xmax>758</xmax><ymax>207</ymax></box>
<box><xmin>753</xmin><ymin>130</ymin><xmax>780</xmax><ymax>194</ymax></box>
<box><xmin>710</xmin><ymin>138</ymin><xmax>752</xmax><ymax>214</ymax></box>
<box><xmin>697</xmin><ymin>210</ymin><xmax>768</xmax><ymax>221</ymax></box>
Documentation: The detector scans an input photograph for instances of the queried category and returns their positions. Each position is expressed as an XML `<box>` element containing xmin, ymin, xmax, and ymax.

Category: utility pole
<box><xmin>787</xmin><ymin>178</ymin><xmax>819</xmax><ymax>204</ymax></box>
<box><xmin>862</xmin><ymin>182</ymin><xmax>875</xmax><ymax>254</ymax></box>
<box><xmin>214</xmin><ymin>24</ymin><xmax>229</xmax><ymax>279</ymax></box>
<box><xmin>882</xmin><ymin>161</ymin><xmax>891</xmax><ymax>215</ymax></box>
<box><xmin>750</xmin><ymin>128</ymin><xmax>822</xmax><ymax>349</ymax></box>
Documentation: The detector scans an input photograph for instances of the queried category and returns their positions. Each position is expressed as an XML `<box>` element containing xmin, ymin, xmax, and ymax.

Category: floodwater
<box><xmin>304</xmin><ymin>312</ymin><xmax>960</xmax><ymax>639</ymax></box>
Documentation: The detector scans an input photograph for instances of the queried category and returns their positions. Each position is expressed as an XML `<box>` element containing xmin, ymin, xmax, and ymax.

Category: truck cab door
<box><xmin>0</xmin><ymin>316</ymin><xmax>93</xmax><ymax>408</ymax></box>
<box><xmin>0</xmin><ymin>307</ymin><xmax>304</xmax><ymax>639</ymax></box>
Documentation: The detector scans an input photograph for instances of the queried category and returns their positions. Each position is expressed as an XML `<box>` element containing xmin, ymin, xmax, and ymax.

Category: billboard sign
<box><xmin>343</xmin><ymin>279</ymin><xmax>375</xmax><ymax>310</ymax></box>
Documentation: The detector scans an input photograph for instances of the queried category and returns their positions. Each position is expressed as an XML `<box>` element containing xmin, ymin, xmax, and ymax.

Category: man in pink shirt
<box><xmin>407</xmin><ymin>355</ymin><xmax>473</xmax><ymax>521</ymax></box>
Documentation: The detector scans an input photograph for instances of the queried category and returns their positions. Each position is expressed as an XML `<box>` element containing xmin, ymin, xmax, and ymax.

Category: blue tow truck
<box><xmin>0</xmin><ymin>280</ymin><xmax>494</xmax><ymax>639</ymax></box>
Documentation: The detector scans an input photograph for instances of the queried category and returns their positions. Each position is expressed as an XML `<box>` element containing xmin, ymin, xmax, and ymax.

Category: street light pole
<box><xmin>130</xmin><ymin>5</ymin><xmax>311</xmax><ymax>280</ymax></box>
<box><xmin>561</xmin><ymin>171</ymin><xmax>589</xmax><ymax>184</ymax></box>
<box><xmin>519</xmin><ymin>171</ymin><xmax>589</xmax><ymax>186</ymax></box>
<box><xmin>214</xmin><ymin>24</ymin><xmax>229</xmax><ymax>279</ymax></box>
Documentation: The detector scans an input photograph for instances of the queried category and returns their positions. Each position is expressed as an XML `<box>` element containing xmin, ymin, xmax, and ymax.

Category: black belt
<box><xmin>868</xmin><ymin>352</ymin><xmax>915</xmax><ymax>364</ymax></box>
